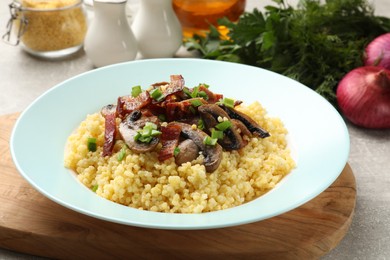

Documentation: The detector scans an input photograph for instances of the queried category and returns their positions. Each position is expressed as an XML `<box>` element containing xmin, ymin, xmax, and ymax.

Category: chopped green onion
<box><xmin>190</xmin><ymin>99</ymin><xmax>203</xmax><ymax>107</ymax></box>
<box><xmin>191</xmin><ymin>86</ymin><xmax>199</xmax><ymax>98</ymax></box>
<box><xmin>134</xmin><ymin>132</ymin><xmax>141</xmax><ymax>141</ymax></box>
<box><xmin>215</xmin><ymin>121</ymin><xmax>232</xmax><ymax>131</ymax></box>
<box><xmin>198</xmin><ymin>91</ymin><xmax>208</xmax><ymax>100</ymax></box>
<box><xmin>189</xmin><ymin>106</ymin><xmax>196</xmax><ymax>114</ymax></box>
<box><xmin>211</xmin><ymin>129</ymin><xmax>224</xmax><ymax>140</ymax></box>
<box><xmin>117</xmin><ymin>145</ymin><xmax>127</xmax><ymax>161</ymax></box>
<box><xmin>92</xmin><ymin>185</ymin><xmax>98</xmax><ymax>192</ymax></box>
<box><xmin>199</xmin><ymin>83</ymin><xmax>209</xmax><ymax>89</ymax></box>
<box><xmin>151</xmin><ymin>129</ymin><xmax>161</xmax><ymax>136</ymax></box>
<box><xmin>138</xmin><ymin>135</ymin><xmax>153</xmax><ymax>143</ymax></box>
<box><xmin>184</xmin><ymin>86</ymin><xmax>209</xmax><ymax>100</ymax></box>
<box><xmin>218</xmin><ymin>97</ymin><xmax>235</xmax><ymax>108</ymax></box>
<box><xmin>145</xmin><ymin>122</ymin><xmax>158</xmax><ymax>129</ymax></box>
<box><xmin>150</xmin><ymin>88</ymin><xmax>163</xmax><ymax>101</ymax></box>
<box><xmin>131</xmin><ymin>85</ymin><xmax>142</xmax><ymax>97</ymax></box>
<box><xmin>203</xmin><ymin>136</ymin><xmax>218</xmax><ymax>146</ymax></box>
<box><xmin>197</xmin><ymin>119</ymin><xmax>205</xmax><ymax>130</ymax></box>
<box><xmin>87</xmin><ymin>137</ymin><xmax>97</xmax><ymax>152</ymax></box>
<box><xmin>134</xmin><ymin>122</ymin><xmax>161</xmax><ymax>143</ymax></box>
<box><xmin>136</xmin><ymin>133</ymin><xmax>154</xmax><ymax>143</ymax></box>
<box><xmin>183</xmin><ymin>87</ymin><xmax>192</xmax><ymax>98</ymax></box>
<box><xmin>158</xmin><ymin>114</ymin><xmax>166</xmax><ymax>122</ymax></box>
<box><xmin>174</xmin><ymin>147</ymin><xmax>180</xmax><ymax>157</ymax></box>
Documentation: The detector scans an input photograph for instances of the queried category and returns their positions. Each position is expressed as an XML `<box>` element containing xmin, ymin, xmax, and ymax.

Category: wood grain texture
<box><xmin>0</xmin><ymin>113</ymin><xmax>356</xmax><ymax>260</ymax></box>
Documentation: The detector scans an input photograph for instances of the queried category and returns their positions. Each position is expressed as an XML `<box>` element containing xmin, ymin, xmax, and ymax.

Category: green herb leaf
<box><xmin>185</xmin><ymin>0</ymin><xmax>390</xmax><ymax>107</ymax></box>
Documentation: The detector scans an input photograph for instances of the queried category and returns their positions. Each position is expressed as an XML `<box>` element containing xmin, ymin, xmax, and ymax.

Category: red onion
<box><xmin>336</xmin><ymin>66</ymin><xmax>390</xmax><ymax>129</ymax></box>
<box><xmin>364</xmin><ymin>33</ymin><xmax>390</xmax><ymax>70</ymax></box>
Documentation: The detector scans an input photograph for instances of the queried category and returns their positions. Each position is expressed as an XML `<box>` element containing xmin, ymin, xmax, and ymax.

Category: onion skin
<box><xmin>364</xmin><ymin>33</ymin><xmax>390</xmax><ymax>70</ymax></box>
<box><xmin>336</xmin><ymin>66</ymin><xmax>390</xmax><ymax>129</ymax></box>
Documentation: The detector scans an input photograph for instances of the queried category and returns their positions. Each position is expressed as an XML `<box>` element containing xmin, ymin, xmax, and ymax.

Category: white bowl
<box><xmin>10</xmin><ymin>59</ymin><xmax>349</xmax><ymax>230</ymax></box>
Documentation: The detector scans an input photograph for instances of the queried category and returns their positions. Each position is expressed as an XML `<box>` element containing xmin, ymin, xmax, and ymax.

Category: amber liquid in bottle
<box><xmin>173</xmin><ymin>0</ymin><xmax>246</xmax><ymax>38</ymax></box>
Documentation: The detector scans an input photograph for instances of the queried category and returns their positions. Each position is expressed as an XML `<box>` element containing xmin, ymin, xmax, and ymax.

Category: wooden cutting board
<box><xmin>0</xmin><ymin>113</ymin><xmax>356</xmax><ymax>259</ymax></box>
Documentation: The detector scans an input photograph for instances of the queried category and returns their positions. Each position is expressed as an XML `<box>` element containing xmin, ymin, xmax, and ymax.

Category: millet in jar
<box><xmin>17</xmin><ymin>0</ymin><xmax>87</xmax><ymax>52</ymax></box>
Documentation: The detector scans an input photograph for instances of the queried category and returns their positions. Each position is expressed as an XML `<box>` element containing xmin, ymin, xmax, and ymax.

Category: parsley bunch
<box><xmin>185</xmin><ymin>0</ymin><xmax>390</xmax><ymax>106</ymax></box>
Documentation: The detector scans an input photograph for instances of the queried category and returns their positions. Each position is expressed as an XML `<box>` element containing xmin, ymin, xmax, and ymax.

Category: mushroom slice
<box><xmin>198</xmin><ymin>104</ymin><xmax>245</xmax><ymax>150</ymax></box>
<box><xmin>119</xmin><ymin>110</ymin><xmax>159</xmax><ymax>153</ymax></box>
<box><xmin>101</xmin><ymin>104</ymin><xmax>116</xmax><ymax>117</ymax></box>
<box><xmin>231</xmin><ymin>119</ymin><xmax>251</xmax><ymax>137</ymax></box>
<box><xmin>175</xmin><ymin>139</ymin><xmax>200</xmax><ymax>165</ymax></box>
<box><xmin>175</xmin><ymin>122</ymin><xmax>222</xmax><ymax>173</ymax></box>
<box><xmin>222</xmin><ymin>106</ymin><xmax>270</xmax><ymax>138</ymax></box>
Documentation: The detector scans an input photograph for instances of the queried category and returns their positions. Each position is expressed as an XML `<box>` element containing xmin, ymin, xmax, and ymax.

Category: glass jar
<box><xmin>172</xmin><ymin>0</ymin><xmax>246</xmax><ymax>38</ymax></box>
<box><xmin>3</xmin><ymin>0</ymin><xmax>88</xmax><ymax>59</ymax></box>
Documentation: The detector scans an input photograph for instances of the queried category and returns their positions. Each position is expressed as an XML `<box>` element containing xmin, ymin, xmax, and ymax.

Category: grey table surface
<box><xmin>1</xmin><ymin>0</ymin><xmax>389</xmax><ymax>259</ymax></box>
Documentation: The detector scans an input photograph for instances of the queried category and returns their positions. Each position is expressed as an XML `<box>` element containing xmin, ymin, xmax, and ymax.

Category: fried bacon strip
<box><xmin>151</xmin><ymin>75</ymin><xmax>185</xmax><ymax>105</ymax></box>
<box><xmin>101</xmin><ymin>105</ymin><xmax>117</xmax><ymax>157</ymax></box>
<box><xmin>103</xmin><ymin>113</ymin><xmax>116</xmax><ymax>156</ymax></box>
<box><xmin>168</xmin><ymin>74</ymin><xmax>185</xmax><ymax>94</ymax></box>
<box><xmin>117</xmin><ymin>91</ymin><xmax>151</xmax><ymax>118</ymax></box>
<box><xmin>158</xmin><ymin>123</ymin><xmax>182</xmax><ymax>161</ymax></box>
<box><xmin>165</xmin><ymin>98</ymin><xmax>207</xmax><ymax>121</ymax></box>
<box><xmin>198</xmin><ymin>85</ymin><xmax>223</xmax><ymax>103</ymax></box>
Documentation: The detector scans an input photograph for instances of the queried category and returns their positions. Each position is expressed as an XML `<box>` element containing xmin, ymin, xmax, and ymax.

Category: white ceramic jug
<box><xmin>84</xmin><ymin>0</ymin><xmax>138</xmax><ymax>67</ymax></box>
<box><xmin>131</xmin><ymin>0</ymin><xmax>182</xmax><ymax>58</ymax></box>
